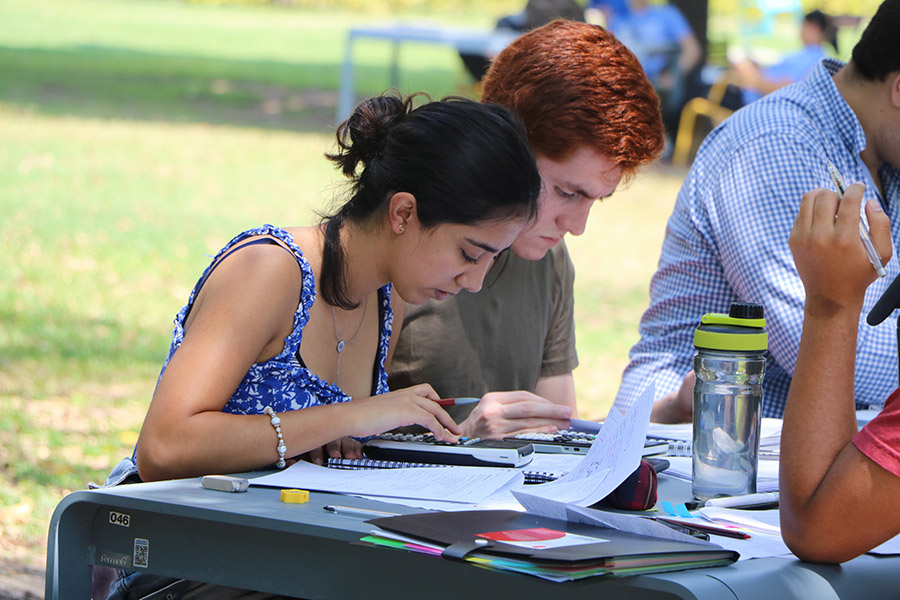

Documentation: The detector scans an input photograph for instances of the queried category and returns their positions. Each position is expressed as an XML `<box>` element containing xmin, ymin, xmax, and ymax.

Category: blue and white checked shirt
<box><xmin>616</xmin><ymin>59</ymin><xmax>900</xmax><ymax>418</ymax></box>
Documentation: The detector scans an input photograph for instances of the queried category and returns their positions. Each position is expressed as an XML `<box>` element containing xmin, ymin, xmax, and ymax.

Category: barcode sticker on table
<box><xmin>133</xmin><ymin>538</ymin><xmax>149</xmax><ymax>568</ymax></box>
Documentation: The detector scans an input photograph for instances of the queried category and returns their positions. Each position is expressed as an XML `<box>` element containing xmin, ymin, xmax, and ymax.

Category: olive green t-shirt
<box><xmin>388</xmin><ymin>241</ymin><xmax>578</xmax><ymax>422</ymax></box>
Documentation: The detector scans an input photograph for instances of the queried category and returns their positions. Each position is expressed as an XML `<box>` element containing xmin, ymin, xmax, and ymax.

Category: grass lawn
<box><xmin>0</xmin><ymin>0</ymin><xmax>698</xmax><ymax>586</ymax></box>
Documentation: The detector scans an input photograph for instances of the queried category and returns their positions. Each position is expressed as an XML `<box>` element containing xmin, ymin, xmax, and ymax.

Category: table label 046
<box><xmin>109</xmin><ymin>510</ymin><xmax>131</xmax><ymax>527</ymax></box>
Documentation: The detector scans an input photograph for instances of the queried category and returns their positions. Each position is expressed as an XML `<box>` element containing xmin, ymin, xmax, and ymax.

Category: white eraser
<box><xmin>201</xmin><ymin>475</ymin><xmax>249</xmax><ymax>493</ymax></box>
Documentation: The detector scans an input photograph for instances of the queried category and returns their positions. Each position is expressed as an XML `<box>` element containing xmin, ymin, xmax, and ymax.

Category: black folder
<box><xmin>368</xmin><ymin>509</ymin><xmax>738</xmax><ymax>577</ymax></box>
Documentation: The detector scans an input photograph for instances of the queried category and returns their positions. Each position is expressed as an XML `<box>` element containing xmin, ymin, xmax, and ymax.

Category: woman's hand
<box><xmin>342</xmin><ymin>384</ymin><xmax>462</xmax><ymax>442</ymax></box>
<box><xmin>458</xmin><ymin>391</ymin><xmax>572</xmax><ymax>439</ymax></box>
<box><xmin>303</xmin><ymin>437</ymin><xmax>363</xmax><ymax>466</ymax></box>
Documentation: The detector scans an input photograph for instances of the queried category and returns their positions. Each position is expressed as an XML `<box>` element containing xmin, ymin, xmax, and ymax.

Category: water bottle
<box><xmin>691</xmin><ymin>302</ymin><xmax>767</xmax><ymax>502</ymax></box>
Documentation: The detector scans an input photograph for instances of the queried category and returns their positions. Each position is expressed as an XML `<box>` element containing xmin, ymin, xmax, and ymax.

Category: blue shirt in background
<box><xmin>741</xmin><ymin>45</ymin><xmax>826</xmax><ymax>104</ymax></box>
<box><xmin>616</xmin><ymin>59</ymin><xmax>900</xmax><ymax>418</ymax></box>
<box><xmin>608</xmin><ymin>4</ymin><xmax>692</xmax><ymax>79</ymax></box>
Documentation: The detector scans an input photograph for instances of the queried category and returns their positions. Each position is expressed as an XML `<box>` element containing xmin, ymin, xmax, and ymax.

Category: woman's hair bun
<box><xmin>328</xmin><ymin>92</ymin><xmax>424</xmax><ymax>178</ymax></box>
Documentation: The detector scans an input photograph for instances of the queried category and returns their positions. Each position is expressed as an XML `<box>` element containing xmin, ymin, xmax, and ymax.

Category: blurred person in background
<box><xmin>457</xmin><ymin>0</ymin><xmax>585</xmax><ymax>82</ymax></box>
<box><xmin>732</xmin><ymin>9</ymin><xmax>839</xmax><ymax>106</ymax></box>
<box><xmin>603</xmin><ymin>0</ymin><xmax>702</xmax><ymax>145</ymax></box>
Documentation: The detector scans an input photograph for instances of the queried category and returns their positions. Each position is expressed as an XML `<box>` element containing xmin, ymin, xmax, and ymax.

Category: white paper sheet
<box><xmin>251</xmin><ymin>460</ymin><xmax>523</xmax><ymax>503</ymax></box>
<box><xmin>513</xmin><ymin>383</ymin><xmax>655</xmax><ymax>513</ymax></box>
<box><xmin>705</xmin><ymin>531</ymin><xmax>793</xmax><ymax>560</ymax></box>
<box><xmin>660</xmin><ymin>456</ymin><xmax>779</xmax><ymax>493</ymax></box>
<box><xmin>647</xmin><ymin>419</ymin><xmax>783</xmax><ymax>449</ymax></box>
<box><xmin>692</xmin><ymin>506</ymin><xmax>792</xmax><ymax>559</ymax></box>
<box><xmin>566</xmin><ymin>505</ymin><xmax>709</xmax><ymax>545</ymax></box>
<box><xmin>648</xmin><ymin>506</ymin><xmax>792</xmax><ymax>560</ymax></box>
<box><xmin>699</xmin><ymin>506</ymin><xmax>781</xmax><ymax>535</ymax></box>
<box><xmin>870</xmin><ymin>534</ymin><xmax>900</xmax><ymax>555</ymax></box>
<box><xmin>523</xmin><ymin>453</ymin><xmax>585</xmax><ymax>478</ymax></box>
<box><xmin>694</xmin><ymin>506</ymin><xmax>900</xmax><ymax>559</ymax></box>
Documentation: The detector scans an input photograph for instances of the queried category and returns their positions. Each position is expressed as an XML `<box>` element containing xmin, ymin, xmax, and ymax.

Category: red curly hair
<box><xmin>482</xmin><ymin>19</ymin><xmax>664</xmax><ymax>181</ymax></box>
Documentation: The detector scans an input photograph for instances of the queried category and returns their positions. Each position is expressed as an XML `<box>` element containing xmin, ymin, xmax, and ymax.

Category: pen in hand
<box><xmin>435</xmin><ymin>397</ymin><xmax>480</xmax><ymax>407</ymax></box>
<box><xmin>827</xmin><ymin>159</ymin><xmax>887</xmax><ymax>278</ymax></box>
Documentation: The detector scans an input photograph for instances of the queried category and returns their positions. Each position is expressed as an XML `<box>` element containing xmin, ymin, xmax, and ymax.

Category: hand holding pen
<box><xmin>827</xmin><ymin>159</ymin><xmax>887</xmax><ymax>278</ymax></box>
<box><xmin>435</xmin><ymin>397</ymin><xmax>480</xmax><ymax>407</ymax></box>
<box><xmin>791</xmin><ymin>171</ymin><xmax>892</xmax><ymax>312</ymax></box>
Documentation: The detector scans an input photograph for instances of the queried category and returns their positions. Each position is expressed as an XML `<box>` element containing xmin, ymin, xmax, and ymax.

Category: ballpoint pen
<box><xmin>435</xmin><ymin>397</ymin><xmax>481</xmax><ymax>407</ymax></box>
<box><xmin>653</xmin><ymin>519</ymin><xmax>711</xmax><ymax>541</ymax></box>
<box><xmin>655</xmin><ymin>517</ymin><xmax>751</xmax><ymax>540</ymax></box>
<box><xmin>827</xmin><ymin>158</ymin><xmax>887</xmax><ymax>278</ymax></box>
<box><xmin>323</xmin><ymin>505</ymin><xmax>400</xmax><ymax>519</ymax></box>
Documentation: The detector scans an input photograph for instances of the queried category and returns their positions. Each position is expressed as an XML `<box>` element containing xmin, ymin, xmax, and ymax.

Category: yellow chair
<box><xmin>672</xmin><ymin>71</ymin><xmax>736</xmax><ymax>168</ymax></box>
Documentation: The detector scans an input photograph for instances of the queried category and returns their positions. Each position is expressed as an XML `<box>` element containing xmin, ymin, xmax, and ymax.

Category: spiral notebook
<box><xmin>645</xmin><ymin>438</ymin><xmax>693</xmax><ymax>457</ymax></box>
<box><xmin>327</xmin><ymin>453</ymin><xmax>583</xmax><ymax>484</ymax></box>
<box><xmin>646</xmin><ymin>418</ymin><xmax>783</xmax><ymax>459</ymax></box>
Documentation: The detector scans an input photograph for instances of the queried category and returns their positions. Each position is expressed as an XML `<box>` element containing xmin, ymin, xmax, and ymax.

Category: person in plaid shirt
<box><xmin>617</xmin><ymin>0</ymin><xmax>900</xmax><ymax>423</ymax></box>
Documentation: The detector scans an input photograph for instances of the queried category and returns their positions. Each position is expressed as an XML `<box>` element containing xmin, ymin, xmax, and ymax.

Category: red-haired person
<box><xmin>388</xmin><ymin>20</ymin><xmax>664</xmax><ymax>439</ymax></box>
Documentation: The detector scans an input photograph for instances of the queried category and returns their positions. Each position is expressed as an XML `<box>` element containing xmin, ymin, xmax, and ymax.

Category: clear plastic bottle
<box><xmin>691</xmin><ymin>302</ymin><xmax>767</xmax><ymax>502</ymax></box>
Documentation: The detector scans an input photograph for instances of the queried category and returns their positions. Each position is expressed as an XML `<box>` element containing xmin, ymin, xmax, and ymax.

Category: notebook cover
<box><xmin>369</xmin><ymin>509</ymin><xmax>737</xmax><ymax>565</ymax></box>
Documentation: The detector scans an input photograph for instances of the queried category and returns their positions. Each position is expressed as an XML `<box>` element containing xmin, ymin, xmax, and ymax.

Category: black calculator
<box><xmin>363</xmin><ymin>433</ymin><xmax>534</xmax><ymax>468</ymax></box>
<box><xmin>507</xmin><ymin>430</ymin><xmax>596</xmax><ymax>454</ymax></box>
<box><xmin>507</xmin><ymin>431</ymin><xmax>668</xmax><ymax>456</ymax></box>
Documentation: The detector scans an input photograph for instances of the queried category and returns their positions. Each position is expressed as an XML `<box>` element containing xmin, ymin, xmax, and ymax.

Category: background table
<box><xmin>45</xmin><ymin>475</ymin><xmax>900</xmax><ymax>599</ymax></box>
<box><xmin>337</xmin><ymin>23</ymin><xmax>517</xmax><ymax>123</ymax></box>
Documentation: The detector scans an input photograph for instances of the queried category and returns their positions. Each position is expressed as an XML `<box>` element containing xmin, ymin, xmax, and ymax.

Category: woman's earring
<box><xmin>398</xmin><ymin>224</ymin><xmax>406</xmax><ymax>233</ymax></box>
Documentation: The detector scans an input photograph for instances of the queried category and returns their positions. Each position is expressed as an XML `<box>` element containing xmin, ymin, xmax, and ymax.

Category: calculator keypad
<box><xmin>373</xmin><ymin>433</ymin><xmax>483</xmax><ymax>446</ymax></box>
<box><xmin>513</xmin><ymin>430</ymin><xmax>596</xmax><ymax>444</ymax></box>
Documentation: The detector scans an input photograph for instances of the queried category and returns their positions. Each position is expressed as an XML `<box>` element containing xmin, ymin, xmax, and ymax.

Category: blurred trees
<box><xmin>195</xmin><ymin>0</ymin><xmax>881</xmax><ymax>15</ymax></box>
<box><xmin>184</xmin><ymin>0</ymin><xmax>880</xmax><ymax>19</ymax></box>
<box><xmin>185</xmin><ymin>0</ymin><xmax>524</xmax><ymax>14</ymax></box>
<box><xmin>708</xmin><ymin>0</ymin><xmax>879</xmax><ymax>17</ymax></box>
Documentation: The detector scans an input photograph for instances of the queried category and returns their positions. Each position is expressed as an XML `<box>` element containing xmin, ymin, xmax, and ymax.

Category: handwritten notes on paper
<box><xmin>513</xmin><ymin>383</ymin><xmax>655</xmax><ymax>519</ymax></box>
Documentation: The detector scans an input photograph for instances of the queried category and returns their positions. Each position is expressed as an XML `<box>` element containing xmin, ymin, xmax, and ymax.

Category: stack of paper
<box><xmin>658</xmin><ymin>456</ymin><xmax>779</xmax><ymax>493</ymax></box>
<box><xmin>647</xmin><ymin>418</ymin><xmax>783</xmax><ymax>459</ymax></box>
<box><xmin>253</xmin><ymin>384</ymin><xmax>745</xmax><ymax>581</ymax></box>
<box><xmin>358</xmin><ymin>385</ymin><xmax>738</xmax><ymax>581</ymax></box>
<box><xmin>251</xmin><ymin>460</ymin><xmax>523</xmax><ymax>505</ymax></box>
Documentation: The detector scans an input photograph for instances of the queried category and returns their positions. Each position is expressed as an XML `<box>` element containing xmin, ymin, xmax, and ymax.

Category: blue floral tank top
<box><xmin>158</xmin><ymin>224</ymin><xmax>393</xmax><ymax>414</ymax></box>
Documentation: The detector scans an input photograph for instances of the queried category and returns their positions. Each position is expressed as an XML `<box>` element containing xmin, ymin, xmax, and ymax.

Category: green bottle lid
<box><xmin>694</xmin><ymin>303</ymin><xmax>768</xmax><ymax>352</ymax></box>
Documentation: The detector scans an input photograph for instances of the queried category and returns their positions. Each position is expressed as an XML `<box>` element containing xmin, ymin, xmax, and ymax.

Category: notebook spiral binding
<box><xmin>326</xmin><ymin>457</ymin><xmax>560</xmax><ymax>484</ymax></box>
<box><xmin>646</xmin><ymin>438</ymin><xmax>692</xmax><ymax>457</ymax></box>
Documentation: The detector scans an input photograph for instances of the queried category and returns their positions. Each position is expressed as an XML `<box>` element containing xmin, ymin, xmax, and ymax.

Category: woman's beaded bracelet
<box><xmin>263</xmin><ymin>406</ymin><xmax>287</xmax><ymax>469</ymax></box>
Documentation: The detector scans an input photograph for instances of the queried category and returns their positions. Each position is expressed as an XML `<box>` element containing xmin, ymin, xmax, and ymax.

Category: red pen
<box><xmin>435</xmin><ymin>397</ymin><xmax>481</xmax><ymax>407</ymax></box>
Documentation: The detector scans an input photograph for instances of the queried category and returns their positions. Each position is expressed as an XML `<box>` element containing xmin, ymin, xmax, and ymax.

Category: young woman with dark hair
<box><xmin>103</xmin><ymin>92</ymin><xmax>540</xmax><ymax>600</ymax></box>
<box><xmin>126</xmin><ymin>93</ymin><xmax>540</xmax><ymax>485</ymax></box>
